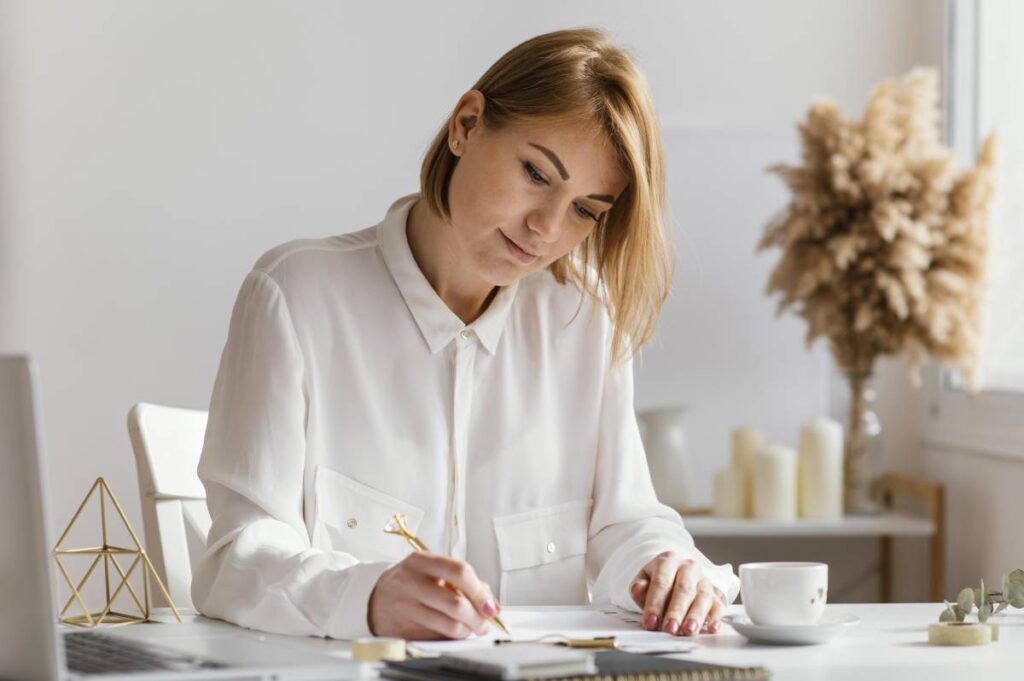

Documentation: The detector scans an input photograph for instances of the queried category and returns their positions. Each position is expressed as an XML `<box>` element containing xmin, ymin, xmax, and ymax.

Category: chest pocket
<box><xmin>314</xmin><ymin>465</ymin><xmax>425</xmax><ymax>563</ymax></box>
<box><xmin>493</xmin><ymin>499</ymin><xmax>593</xmax><ymax>605</ymax></box>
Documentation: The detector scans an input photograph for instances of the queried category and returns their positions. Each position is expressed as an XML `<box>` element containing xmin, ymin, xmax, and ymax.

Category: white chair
<box><xmin>127</xmin><ymin>402</ymin><xmax>211</xmax><ymax>611</ymax></box>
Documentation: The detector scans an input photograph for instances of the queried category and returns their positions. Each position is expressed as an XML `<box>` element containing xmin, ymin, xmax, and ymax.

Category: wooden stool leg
<box><xmin>880</xmin><ymin>535</ymin><xmax>892</xmax><ymax>603</ymax></box>
<box><xmin>876</xmin><ymin>472</ymin><xmax>946</xmax><ymax>602</ymax></box>
<box><xmin>932</xmin><ymin>485</ymin><xmax>946</xmax><ymax>602</ymax></box>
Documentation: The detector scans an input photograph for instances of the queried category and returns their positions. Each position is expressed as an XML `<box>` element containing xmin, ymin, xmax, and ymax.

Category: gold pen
<box><xmin>495</xmin><ymin>636</ymin><xmax>617</xmax><ymax>649</ymax></box>
<box><xmin>384</xmin><ymin>513</ymin><xmax>511</xmax><ymax>635</ymax></box>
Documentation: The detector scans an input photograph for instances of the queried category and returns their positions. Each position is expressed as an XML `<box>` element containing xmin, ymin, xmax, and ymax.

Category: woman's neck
<box><xmin>405</xmin><ymin>198</ymin><xmax>498</xmax><ymax>325</ymax></box>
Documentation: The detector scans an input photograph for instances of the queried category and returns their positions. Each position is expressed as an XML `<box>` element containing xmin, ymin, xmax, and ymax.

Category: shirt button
<box><xmin>459</xmin><ymin>329</ymin><xmax>472</xmax><ymax>340</ymax></box>
<box><xmin>546</xmin><ymin>542</ymin><xmax>556</xmax><ymax>554</ymax></box>
<box><xmin>346</xmin><ymin>518</ymin><xmax>358</xmax><ymax>529</ymax></box>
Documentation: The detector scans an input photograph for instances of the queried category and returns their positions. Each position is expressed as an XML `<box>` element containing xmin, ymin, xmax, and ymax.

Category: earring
<box><xmin>451</xmin><ymin>139</ymin><xmax>460</xmax><ymax>150</ymax></box>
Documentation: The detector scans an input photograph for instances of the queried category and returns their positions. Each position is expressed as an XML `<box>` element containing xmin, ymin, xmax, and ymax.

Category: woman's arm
<box><xmin>585</xmin><ymin>352</ymin><xmax>740</xmax><ymax>626</ymax></box>
<box><xmin>191</xmin><ymin>269</ymin><xmax>497</xmax><ymax>640</ymax></box>
<box><xmin>191</xmin><ymin>270</ymin><xmax>388</xmax><ymax>638</ymax></box>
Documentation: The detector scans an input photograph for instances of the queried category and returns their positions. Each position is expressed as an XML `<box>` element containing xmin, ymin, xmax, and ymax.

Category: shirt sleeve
<box><xmin>585</xmin><ymin>352</ymin><xmax>740</xmax><ymax>612</ymax></box>
<box><xmin>191</xmin><ymin>269</ymin><xmax>390</xmax><ymax>639</ymax></box>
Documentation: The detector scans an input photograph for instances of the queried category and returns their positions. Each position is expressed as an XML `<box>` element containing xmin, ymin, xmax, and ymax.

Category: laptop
<box><xmin>0</xmin><ymin>355</ymin><xmax>370</xmax><ymax>681</ymax></box>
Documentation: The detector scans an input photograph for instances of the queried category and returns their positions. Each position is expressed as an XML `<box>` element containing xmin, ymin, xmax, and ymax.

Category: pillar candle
<box><xmin>798</xmin><ymin>418</ymin><xmax>844</xmax><ymax>519</ymax></box>
<box><xmin>752</xmin><ymin>444</ymin><xmax>797</xmax><ymax>521</ymax></box>
<box><xmin>712</xmin><ymin>467</ymin><xmax>745</xmax><ymax>517</ymax></box>
<box><xmin>731</xmin><ymin>427</ymin><xmax>763</xmax><ymax>517</ymax></box>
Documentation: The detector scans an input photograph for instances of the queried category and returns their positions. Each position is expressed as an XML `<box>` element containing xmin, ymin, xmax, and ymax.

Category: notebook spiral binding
<box><xmin>526</xmin><ymin>670</ymin><xmax>768</xmax><ymax>681</ymax></box>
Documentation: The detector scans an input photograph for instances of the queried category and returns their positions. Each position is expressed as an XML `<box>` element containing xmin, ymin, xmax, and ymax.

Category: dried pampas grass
<box><xmin>760</xmin><ymin>68</ymin><xmax>995</xmax><ymax>389</ymax></box>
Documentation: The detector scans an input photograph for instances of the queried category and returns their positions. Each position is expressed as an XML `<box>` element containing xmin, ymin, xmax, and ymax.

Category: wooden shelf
<box><xmin>676</xmin><ymin>473</ymin><xmax>946</xmax><ymax>601</ymax></box>
<box><xmin>681</xmin><ymin>512</ymin><xmax>935</xmax><ymax>538</ymax></box>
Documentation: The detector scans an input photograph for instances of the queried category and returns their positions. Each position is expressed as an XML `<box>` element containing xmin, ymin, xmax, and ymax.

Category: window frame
<box><xmin>922</xmin><ymin>0</ymin><xmax>1024</xmax><ymax>462</ymax></box>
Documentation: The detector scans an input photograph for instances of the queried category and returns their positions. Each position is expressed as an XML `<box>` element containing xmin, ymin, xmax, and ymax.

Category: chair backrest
<box><xmin>127</xmin><ymin>402</ymin><xmax>211</xmax><ymax>611</ymax></box>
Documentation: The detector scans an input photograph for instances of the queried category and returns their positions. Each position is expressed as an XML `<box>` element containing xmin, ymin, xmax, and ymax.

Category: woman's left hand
<box><xmin>629</xmin><ymin>551</ymin><xmax>726</xmax><ymax>636</ymax></box>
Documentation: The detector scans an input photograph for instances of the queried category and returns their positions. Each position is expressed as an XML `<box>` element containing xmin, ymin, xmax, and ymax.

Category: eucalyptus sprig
<box><xmin>939</xmin><ymin>569</ymin><xmax>1024</xmax><ymax>623</ymax></box>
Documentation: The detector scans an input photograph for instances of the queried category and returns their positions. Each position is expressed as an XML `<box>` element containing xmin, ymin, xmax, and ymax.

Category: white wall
<box><xmin>1</xmin><ymin>0</ymin><xmax>946</xmax><ymax>602</ymax></box>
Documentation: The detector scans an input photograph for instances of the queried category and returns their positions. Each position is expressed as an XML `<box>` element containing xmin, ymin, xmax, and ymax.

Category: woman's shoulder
<box><xmin>253</xmin><ymin>226</ymin><xmax>378</xmax><ymax>276</ymax></box>
<box><xmin>239</xmin><ymin>223</ymin><xmax>387</xmax><ymax>305</ymax></box>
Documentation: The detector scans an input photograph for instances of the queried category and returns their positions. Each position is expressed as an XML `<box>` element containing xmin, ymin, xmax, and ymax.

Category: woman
<box><xmin>192</xmin><ymin>27</ymin><xmax>739</xmax><ymax>641</ymax></box>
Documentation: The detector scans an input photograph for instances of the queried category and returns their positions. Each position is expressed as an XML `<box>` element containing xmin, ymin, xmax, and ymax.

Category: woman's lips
<box><xmin>501</xmin><ymin>231</ymin><xmax>538</xmax><ymax>264</ymax></box>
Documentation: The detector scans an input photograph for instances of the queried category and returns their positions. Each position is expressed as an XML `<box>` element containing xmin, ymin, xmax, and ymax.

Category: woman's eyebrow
<box><xmin>528</xmin><ymin>142</ymin><xmax>617</xmax><ymax>205</ymax></box>
<box><xmin>528</xmin><ymin>142</ymin><xmax>569</xmax><ymax>180</ymax></box>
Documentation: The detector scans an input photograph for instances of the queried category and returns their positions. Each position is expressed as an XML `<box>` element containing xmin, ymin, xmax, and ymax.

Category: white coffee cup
<box><xmin>739</xmin><ymin>562</ymin><xmax>828</xmax><ymax>626</ymax></box>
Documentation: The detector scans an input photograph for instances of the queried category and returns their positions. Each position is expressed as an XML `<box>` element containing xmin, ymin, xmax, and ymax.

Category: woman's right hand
<box><xmin>367</xmin><ymin>552</ymin><xmax>501</xmax><ymax>639</ymax></box>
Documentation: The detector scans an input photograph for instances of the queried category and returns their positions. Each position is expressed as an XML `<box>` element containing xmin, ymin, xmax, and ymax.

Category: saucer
<box><xmin>722</xmin><ymin>613</ymin><xmax>860</xmax><ymax>645</ymax></box>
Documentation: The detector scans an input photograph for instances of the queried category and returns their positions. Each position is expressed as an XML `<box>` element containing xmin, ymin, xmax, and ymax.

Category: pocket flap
<box><xmin>315</xmin><ymin>465</ymin><xmax>425</xmax><ymax>559</ymax></box>
<box><xmin>493</xmin><ymin>499</ymin><xmax>592</xmax><ymax>571</ymax></box>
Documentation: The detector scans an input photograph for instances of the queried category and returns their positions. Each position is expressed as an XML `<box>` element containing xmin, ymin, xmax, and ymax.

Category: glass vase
<box><xmin>844</xmin><ymin>372</ymin><xmax>883</xmax><ymax>515</ymax></box>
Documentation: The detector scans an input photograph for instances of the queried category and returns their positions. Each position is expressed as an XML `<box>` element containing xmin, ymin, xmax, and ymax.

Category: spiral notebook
<box><xmin>382</xmin><ymin>648</ymin><xmax>769</xmax><ymax>681</ymax></box>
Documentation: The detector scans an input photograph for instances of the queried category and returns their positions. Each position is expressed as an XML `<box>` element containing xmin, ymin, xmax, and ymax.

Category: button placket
<box><xmin>447</xmin><ymin>338</ymin><xmax>476</xmax><ymax>559</ymax></box>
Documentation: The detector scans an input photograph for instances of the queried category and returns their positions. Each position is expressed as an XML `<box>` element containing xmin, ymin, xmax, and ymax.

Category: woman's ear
<box><xmin>448</xmin><ymin>90</ymin><xmax>486</xmax><ymax>156</ymax></box>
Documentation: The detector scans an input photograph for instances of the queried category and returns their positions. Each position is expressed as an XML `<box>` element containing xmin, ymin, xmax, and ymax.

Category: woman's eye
<box><xmin>575</xmin><ymin>204</ymin><xmax>598</xmax><ymax>222</ymax></box>
<box><xmin>523</xmin><ymin>161</ymin><xmax>598</xmax><ymax>222</ymax></box>
<box><xmin>523</xmin><ymin>161</ymin><xmax>547</xmax><ymax>185</ymax></box>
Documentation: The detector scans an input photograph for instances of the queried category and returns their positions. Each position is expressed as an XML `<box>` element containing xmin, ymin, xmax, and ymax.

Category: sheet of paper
<box><xmin>407</xmin><ymin>606</ymin><xmax>695</xmax><ymax>656</ymax></box>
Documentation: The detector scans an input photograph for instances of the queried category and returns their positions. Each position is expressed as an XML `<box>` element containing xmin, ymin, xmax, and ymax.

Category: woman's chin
<box><xmin>483</xmin><ymin>260</ymin><xmax>537</xmax><ymax>287</ymax></box>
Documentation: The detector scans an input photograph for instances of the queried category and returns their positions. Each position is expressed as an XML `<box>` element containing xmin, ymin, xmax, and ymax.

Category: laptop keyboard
<box><xmin>64</xmin><ymin>630</ymin><xmax>226</xmax><ymax>674</ymax></box>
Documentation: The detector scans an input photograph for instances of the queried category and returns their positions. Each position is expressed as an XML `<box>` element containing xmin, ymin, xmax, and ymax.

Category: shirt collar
<box><xmin>378</xmin><ymin>193</ymin><xmax>519</xmax><ymax>356</ymax></box>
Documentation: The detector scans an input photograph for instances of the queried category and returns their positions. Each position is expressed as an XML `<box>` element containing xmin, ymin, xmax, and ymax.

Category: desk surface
<box><xmin>150</xmin><ymin>603</ymin><xmax>1019</xmax><ymax>681</ymax></box>
<box><xmin>691</xmin><ymin>602</ymin><xmax>1019</xmax><ymax>680</ymax></box>
<box><xmin>683</xmin><ymin>512</ymin><xmax>936</xmax><ymax>538</ymax></box>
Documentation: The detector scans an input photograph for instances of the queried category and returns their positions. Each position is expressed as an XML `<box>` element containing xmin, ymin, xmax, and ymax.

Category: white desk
<box><xmin>690</xmin><ymin>603</ymin><xmax>1019</xmax><ymax>680</ymax></box>
<box><xmin>148</xmin><ymin>604</ymin><xmax>1020</xmax><ymax>681</ymax></box>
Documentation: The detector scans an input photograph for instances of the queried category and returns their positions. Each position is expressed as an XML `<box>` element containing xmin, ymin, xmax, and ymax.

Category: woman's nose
<box><xmin>527</xmin><ymin>202</ymin><xmax>562</xmax><ymax>242</ymax></box>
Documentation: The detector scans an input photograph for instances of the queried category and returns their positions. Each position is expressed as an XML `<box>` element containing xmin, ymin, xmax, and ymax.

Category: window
<box><xmin>924</xmin><ymin>0</ymin><xmax>1024</xmax><ymax>459</ymax></box>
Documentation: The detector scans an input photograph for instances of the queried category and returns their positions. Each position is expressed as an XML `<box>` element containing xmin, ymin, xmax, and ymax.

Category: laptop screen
<box><xmin>0</xmin><ymin>356</ymin><xmax>65</xmax><ymax>681</ymax></box>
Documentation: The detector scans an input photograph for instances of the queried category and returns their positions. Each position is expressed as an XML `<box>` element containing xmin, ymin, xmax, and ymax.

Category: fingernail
<box><xmin>683</xmin><ymin>618</ymin><xmax>698</xmax><ymax>635</ymax></box>
<box><xmin>709</xmin><ymin>621</ymin><xmax>720</xmax><ymax>633</ymax></box>
<box><xmin>643</xmin><ymin>613</ymin><xmax>658</xmax><ymax>630</ymax></box>
<box><xmin>483</xmin><ymin>600</ymin><xmax>497</xmax><ymax>617</ymax></box>
<box><xmin>665</xmin><ymin>618</ymin><xmax>679</xmax><ymax>635</ymax></box>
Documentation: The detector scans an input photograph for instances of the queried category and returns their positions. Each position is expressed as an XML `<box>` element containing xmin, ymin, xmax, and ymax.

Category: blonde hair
<box><xmin>420</xmin><ymin>28</ymin><xmax>672</xmax><ymax>365</ymax></box>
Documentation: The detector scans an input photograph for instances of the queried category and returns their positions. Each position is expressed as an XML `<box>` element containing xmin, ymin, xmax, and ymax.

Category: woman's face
<box><xmin>446</xmin><ymin>93</ymin><xmax>629</xmax><ymax>287</ymax></box>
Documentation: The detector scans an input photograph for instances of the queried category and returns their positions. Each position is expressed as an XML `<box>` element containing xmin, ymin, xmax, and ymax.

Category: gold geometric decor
<box><xmin>52</xmin><ymin>477</ymin><xmax>181</xmax><ymax>627</ymax></box>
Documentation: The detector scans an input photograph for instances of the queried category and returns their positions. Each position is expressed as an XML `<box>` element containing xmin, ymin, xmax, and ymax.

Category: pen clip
<box><xmin>384</xmin><ymin>513</ymin><xmax>429</xmax><ymax>552</ymax></box>
<box><xmin>557</xmin><ymin>637</ymin><xmax>617</xmax><ymax>649</ymax></box>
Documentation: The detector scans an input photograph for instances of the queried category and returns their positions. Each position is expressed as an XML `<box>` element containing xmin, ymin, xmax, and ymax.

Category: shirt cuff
<box><xmin>323</xmin><ymin>561</ymin><xmax>392</xmax><ymax>639</ymax></box>
<box><xmin>607</xmin><ymin>546</ymin><xmax>661</xmax><ymax>613</ymax></box>
<box><xmin>704</xmin><ymin>563</ymin><xmax>741</xmax><ymax>605</ymax></box>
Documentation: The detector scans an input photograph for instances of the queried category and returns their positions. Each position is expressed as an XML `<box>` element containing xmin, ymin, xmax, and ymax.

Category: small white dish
<box><xmin>722</xmin><ymin>613</ymin><xmax>860</xmax><ymax>645</ymax></box>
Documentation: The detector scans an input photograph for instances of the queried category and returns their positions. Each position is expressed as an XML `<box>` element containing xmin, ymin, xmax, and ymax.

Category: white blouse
<box><xmin>192</xmin><ymin>192</ymin><xmax>739</xmax><ymax>639</ymax></box>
